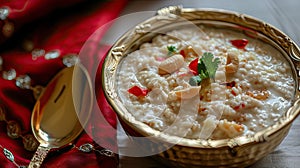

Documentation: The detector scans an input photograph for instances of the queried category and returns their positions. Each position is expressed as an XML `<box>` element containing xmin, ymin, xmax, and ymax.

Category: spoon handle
<box><xmin>28</xmin><ymin>145</ymin><xmax>51</xmax><ymax>168</ymax></box>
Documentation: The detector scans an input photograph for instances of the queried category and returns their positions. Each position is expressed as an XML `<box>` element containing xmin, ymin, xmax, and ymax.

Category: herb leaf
<box><xmin>167</xmin><ymin>45</ymin><xmax>178</xmax><ymax>55</ymax></box>
<box><xmin>198</xmin><ymin>58</ymin><xmax>209</xmax><ymax>79</ymax></box>
<box><xmin>199</xmin><ymin>52</ymin><xmax>220</xmax><ymax>79</ymax></box>
<box><xmin>188</xmin><ymin>52</ymin><xmax>220</xmax><ymax>86</ymax></box>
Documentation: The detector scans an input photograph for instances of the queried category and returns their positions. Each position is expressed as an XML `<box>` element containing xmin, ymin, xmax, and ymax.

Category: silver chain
<box><xmin>1</xmin><ymin>143</ymin><xmax>115</xmax><ymax>168</ymax></box>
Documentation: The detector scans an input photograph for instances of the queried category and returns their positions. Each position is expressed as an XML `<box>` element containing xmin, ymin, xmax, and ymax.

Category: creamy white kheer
<box><xmin>116</xmin><ymin>26</ymin><xmax>295</xmax><ymax>140</ymax></box>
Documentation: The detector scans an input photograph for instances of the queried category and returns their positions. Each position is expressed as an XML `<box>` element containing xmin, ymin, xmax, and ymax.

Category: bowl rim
<box><xmin>102</xmin><ymin>6</ymin><xmax>300</xmax><ymax>149</ymax></box>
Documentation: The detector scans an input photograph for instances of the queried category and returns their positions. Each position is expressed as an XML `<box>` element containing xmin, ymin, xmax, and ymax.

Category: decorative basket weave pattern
<box><xmin>103</xmin><ymin>6</ymin><xmax>300</xmax><ymax>167</ymax></box>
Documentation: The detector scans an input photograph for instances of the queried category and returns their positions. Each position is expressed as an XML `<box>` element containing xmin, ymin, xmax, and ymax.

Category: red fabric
<box><xmin>0</xmin><ymin>0</ymin><xmax>127</xmax><ymax>167</ymax></box>
<box><xmin>0</xmin><ymin>0</ymin><xmax>84</xmax><ymax>43</ymax></box>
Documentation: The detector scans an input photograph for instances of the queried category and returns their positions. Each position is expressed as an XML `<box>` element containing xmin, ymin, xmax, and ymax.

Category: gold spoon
<box><xmin>28</xmin><ymin>65</ymin><xmax>93</xmax><ymax>168</ymax></box>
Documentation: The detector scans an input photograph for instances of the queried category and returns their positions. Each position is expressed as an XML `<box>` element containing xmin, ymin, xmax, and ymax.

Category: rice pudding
<box><xmin>116</xmin><ymin>26</ymin><xmax>295</xmax><ymax>140</ymax></box>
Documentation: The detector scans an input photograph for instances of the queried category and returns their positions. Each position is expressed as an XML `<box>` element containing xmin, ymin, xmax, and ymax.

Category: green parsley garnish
<box><xmin>199</xmin><ymin>52</ymin><xmax>220</xmax><ymax>79</ymax></box>
<box><xmin>167</xmin><ymin>45</ymin><xmax>178</xmax><ymax>55</ymax></box>
<box><xmin>189</xmin><ymin>52</ymin><xmax>220</xmax><ymax>86</ymax></box>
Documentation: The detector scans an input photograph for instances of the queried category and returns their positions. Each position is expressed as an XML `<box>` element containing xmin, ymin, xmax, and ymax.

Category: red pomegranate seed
<box><xmin>230</xmin><ymin>39</ymin><xmax>249</xmax><ymax>49</ymax></box>
<box><xmin>241</xmin><ymin>103</ymin><xmax>246</xmax><ymax>108</ymax></box>
<box><xmin>233</xmin><ymin>103</ymin><xmax>246</xmax><ymax>111</ymax></box>
<box><xmin>189</xmin><ymin>58</ymin><xmax>198</xmax><ymax>75</ymax></box>
<box><xmin>128</xmin><ymin>86</ymin><xmax>149</xmax><ymax>97</ymax></box>
<box><xmin>180</xmin><ymin>50</ymin><xmax>186</xmax><ymax>57</ymax></box>
<box><xmin>231</xmin><ymin>90</ymin><xmax>237</xmax><ymax>96</ymax></box>
<box><xmin>233</xmin><ymin>105</ymin><xmax>240</xmax><ymax>111</ymax></box>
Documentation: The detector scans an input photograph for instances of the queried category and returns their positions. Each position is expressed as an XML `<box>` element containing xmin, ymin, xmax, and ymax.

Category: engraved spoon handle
<box><xmin>28</xmin><ymin>145</ymin><xmax>51</xmax><ymax>168</ymax></box>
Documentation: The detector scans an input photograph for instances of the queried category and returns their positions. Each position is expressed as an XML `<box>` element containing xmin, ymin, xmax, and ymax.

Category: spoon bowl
<box><xmin>29</xmin><ymin>64</ymin><xmax>93</xmax><ymax>168</ymax></box>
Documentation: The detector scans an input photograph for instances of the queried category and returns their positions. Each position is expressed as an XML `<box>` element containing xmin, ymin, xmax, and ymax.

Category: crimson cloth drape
<box><xmin>0</xmin><ymin>0</ymin><xmax>127</xmax><ymax>167</ymax></box>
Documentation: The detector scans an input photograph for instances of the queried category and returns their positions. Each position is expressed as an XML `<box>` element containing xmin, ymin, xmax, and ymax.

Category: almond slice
<box><xmin>158</xmin><ymin>54</ymin><xmax>184</xmax><ymax>75</ymax></box>
<box><xmin>174</xmin><ymin>86</ymin><xmax>201</xmax><ymax>99</ymax></box>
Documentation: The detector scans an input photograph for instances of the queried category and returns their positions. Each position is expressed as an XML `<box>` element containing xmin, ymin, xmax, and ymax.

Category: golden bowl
<box><xmin>102</xmin><ymin>6</ymin><xmax>300</xmax><ymax>167</ymax></box>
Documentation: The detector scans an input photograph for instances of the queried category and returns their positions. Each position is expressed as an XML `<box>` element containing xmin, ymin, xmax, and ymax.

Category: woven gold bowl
<box><xmin>102</xmin><ymin>7</ymin><xmax>300</xmax><ymax>167</ymax></box>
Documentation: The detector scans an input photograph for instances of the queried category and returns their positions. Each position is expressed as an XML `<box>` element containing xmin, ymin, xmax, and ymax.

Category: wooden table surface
<box><xmin>114</xmin><ymin>1</ymin><xmax>300</xmax><ymax>167</ymax></box>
